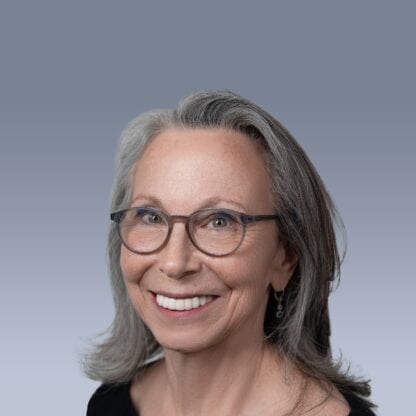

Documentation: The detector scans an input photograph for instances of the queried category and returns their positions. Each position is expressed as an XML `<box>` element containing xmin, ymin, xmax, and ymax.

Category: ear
<box><xmin>270</xmin><ymin>240</ymin><xmax>298</xmax><ymax>292</ymax></box>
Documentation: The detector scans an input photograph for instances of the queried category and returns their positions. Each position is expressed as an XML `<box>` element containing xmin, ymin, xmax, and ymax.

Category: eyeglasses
<box><xmin>110</xmin><ymin>206</ymin><xmax>280</xmax><ymax>257</ymax></box>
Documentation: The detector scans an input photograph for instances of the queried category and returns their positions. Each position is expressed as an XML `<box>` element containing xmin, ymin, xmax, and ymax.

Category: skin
<box><xmin>120</xmin><ymin>128</ymin><xmax>349</xmax><ymax>416</ymax></box>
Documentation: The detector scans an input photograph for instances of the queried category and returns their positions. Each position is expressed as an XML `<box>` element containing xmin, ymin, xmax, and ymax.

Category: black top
<box><xmin>87</xmin><ymin>382</ymin><xmax>376</xmax><ymax>415</ymax></box>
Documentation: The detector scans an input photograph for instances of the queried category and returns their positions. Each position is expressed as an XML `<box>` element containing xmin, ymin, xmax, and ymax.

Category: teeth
<box><xmin>156</xmin><ymin>294</ymin><xmax>214</xmax><ymax>311</ymax></box>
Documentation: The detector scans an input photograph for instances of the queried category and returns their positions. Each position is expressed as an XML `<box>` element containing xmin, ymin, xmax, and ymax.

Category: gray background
<box><xmin>1</xmin><ymin>1</ymin><xmax>414</xmax><ymax>414</ymax></box>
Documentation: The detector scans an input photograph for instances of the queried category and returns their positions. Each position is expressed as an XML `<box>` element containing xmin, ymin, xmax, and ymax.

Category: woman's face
<box><xmin>120</xmin><ymin>128</ymin><xmax>297</xmax><ymax>353</ymax></box>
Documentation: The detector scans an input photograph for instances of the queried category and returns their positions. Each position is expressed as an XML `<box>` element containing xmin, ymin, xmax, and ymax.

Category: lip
<box><xmin>150</xmin><ymin>291</ymin><xmax>218</xmax><ymax>318</ymax></box>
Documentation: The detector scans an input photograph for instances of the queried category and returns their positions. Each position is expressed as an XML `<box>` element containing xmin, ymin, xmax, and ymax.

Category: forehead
<box><xmin>131</xmin><ymin>128</ymin><xmax>274</xmax><ymax>212</ymax></box>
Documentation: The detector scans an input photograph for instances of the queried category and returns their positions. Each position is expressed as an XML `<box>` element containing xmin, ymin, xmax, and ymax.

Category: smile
<box><xmin>156</xmin><ymin>294</ymin><xmax>215</xmax><ymax>311</ymax></box>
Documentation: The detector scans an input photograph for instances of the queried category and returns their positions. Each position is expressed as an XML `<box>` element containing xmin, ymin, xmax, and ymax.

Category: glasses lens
<box><xmin>119</xmin><ymin>207</ymin><xmax>168</xmax><ymax>253</ymax></box>
<box><xmin>191</xmin><ymin>209</ymin><xmax>243</xmax><ymax>256</ymax></box>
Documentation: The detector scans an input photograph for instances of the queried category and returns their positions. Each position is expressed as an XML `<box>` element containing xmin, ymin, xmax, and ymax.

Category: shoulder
<box><xmin>301</xmin><ymin>382</ymin><xmax>376</xmax><ymax>416</ymax></box>
<box><xmin>343</xmin><ymin>391</ymin><xmax>377</xmax><ymax>416</ymax></box>
<box><xmin>87</xmin><ymin>382</ymin><xmax>137</xmax><ymax>416</ymax></box>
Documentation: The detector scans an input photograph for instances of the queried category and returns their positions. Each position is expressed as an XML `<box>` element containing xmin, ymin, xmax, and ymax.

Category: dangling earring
<box><xmin>274</xmin><ymin>290</ymin><xmax>284</xmax><ymax>319</ymax></box>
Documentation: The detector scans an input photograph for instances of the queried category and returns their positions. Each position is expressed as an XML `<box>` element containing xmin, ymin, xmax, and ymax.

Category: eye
<box><xmin>206</xmin><ymin>211</ymin><xmax>238</xmax><ymax>229</ymax></box>
<box><xmin>211</xmin><ymin>216</ymin><xmax>229</xmax><ymax>228</ymax></box>
<box><xmin>143</xmin><ymin>213</ymin><xmax>163</xmax><ymax>224</ymax></box>
<box><xmin>133</xmin><ymin>208</ymin><xmax>165</xmax><ymax>225</ymax></box>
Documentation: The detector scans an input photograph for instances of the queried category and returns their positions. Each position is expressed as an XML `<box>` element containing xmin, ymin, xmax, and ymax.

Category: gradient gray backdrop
<box><xmin>1</xmin><ymin>1</ymin><xmax>414</xmax><ymax>414</ymax></box>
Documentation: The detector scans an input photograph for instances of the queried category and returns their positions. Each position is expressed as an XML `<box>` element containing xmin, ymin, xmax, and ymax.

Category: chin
<box><xmin>157</xmin><ymin>339</ymin><xmax>213</xmax><ymax>355</ymax></box>
<box><xmin>151</xmin><ymin>327</ymin><xmax>224</xmax><ymax>354</ymax></box>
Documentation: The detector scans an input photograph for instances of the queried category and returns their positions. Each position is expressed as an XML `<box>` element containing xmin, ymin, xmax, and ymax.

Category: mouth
<box><xmin>155</xmin><ymin>293</ymin><xmax>216</xmax><ymax>311</ymax></box>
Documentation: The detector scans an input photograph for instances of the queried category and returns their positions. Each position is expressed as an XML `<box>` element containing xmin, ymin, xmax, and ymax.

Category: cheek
<box><xmin>119</xmin><ymin>247</ymin><xmax>133</xmax><ymax>280</ymax></box>
<box><xmin>220</xmin><ymin>257</ymin><xmax>271</xmax><ymax>331</ymax></box>
<box><xmin>119</xmin><ymin>248</ymin><xmax>150</xmax><ymax>316</ymax></box>
<box><xmin>119</xmin><ymin>246</ymin><xmax>147</xmax><ymax>284</ymax></box>
<box><xmin>219</xmin><ymin>251</ymin><xmax>274</xmax><ymax>295</ymax></box>
<box><xmin>219</xmin><ymin>246</ymin><xmax>277</xmax><ymax>316</ymax></box>
<box><xmin>227</xmin><ymin>237</ymin><xmax>278</xmax><ymax>288</ymax></box>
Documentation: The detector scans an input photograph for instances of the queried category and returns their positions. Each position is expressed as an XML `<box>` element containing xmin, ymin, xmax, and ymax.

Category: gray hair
<box><xmin>83</xmin><ymin>90</ymin><xmax>372</xmax><ymax>403</ymax></box>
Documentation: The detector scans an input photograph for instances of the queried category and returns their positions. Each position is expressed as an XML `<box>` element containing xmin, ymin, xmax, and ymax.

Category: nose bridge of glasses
<box><xmin>158</xmin><ymin>214</ymin><xmax>200</xmax><ymax>258</ymax></box>
<box><xmin>169</xmin><ymin>214</ymin><xmax>190</xmax><ymax>223</ymax></box>
<box><xmin>166</xmin><ymin>214</ymin><xmax>193</xmax><ymax>240</ymax></box>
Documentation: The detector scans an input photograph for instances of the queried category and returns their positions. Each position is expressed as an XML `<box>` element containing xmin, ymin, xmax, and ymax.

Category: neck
<box><xmin>159</xmin><ymin>338</ymin><xmax>291</xmax><ymax>416</ymax></box>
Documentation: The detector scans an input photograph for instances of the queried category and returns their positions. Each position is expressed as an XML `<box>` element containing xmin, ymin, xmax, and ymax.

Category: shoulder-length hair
<box><xmin>83</xmin><ymin>90</ymin><xmax>372</xmax><ymax>405</ymax></box>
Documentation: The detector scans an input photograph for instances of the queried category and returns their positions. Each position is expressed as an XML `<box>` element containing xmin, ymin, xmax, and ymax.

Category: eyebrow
<box><xmin>130</xmin><ymin>195</ymin><xmax>166</xmax><ymax>210</ymax></box>
<box><xmin>130</xmin><ymin>195</ymin><xmax>248</xmax><ymax>213</ymax></box>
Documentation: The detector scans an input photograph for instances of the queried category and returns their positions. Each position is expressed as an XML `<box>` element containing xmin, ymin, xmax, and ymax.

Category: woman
<box><xmin>85</xmin><ymin>91</ymin><xmax>376</xmax><ymax>415</ymax></box>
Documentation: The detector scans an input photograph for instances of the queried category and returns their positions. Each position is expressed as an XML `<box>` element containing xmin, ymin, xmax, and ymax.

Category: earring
<box><xmin>274</xmin><ymin>290</ymin><xmax>284</xmax><ymax>319</ymax></box>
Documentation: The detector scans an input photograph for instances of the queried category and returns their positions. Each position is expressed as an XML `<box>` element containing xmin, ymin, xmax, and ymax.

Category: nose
<box><xmin>158</xmin><ymin>222</ymin><xmax>201</xmax><ymax>279</ymax></box>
